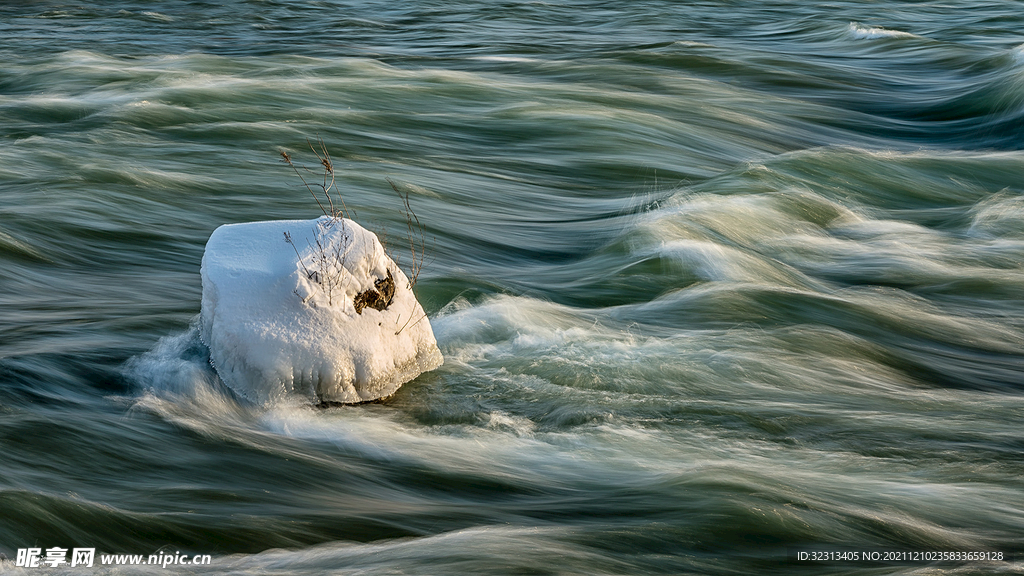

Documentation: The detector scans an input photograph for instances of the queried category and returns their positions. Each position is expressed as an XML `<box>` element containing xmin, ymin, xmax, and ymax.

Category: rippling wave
<box><xmin>2</xmin><ymin>1</ymin><xmax>1024</xmax><ymax>574</ymax></box>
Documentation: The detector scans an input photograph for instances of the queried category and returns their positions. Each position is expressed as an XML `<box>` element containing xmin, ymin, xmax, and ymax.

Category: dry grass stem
<box><xmin>386</xmin><ymin>177</ymin><xmax>432</xmax><ymax>289</ymax></box>
<box><xmin>279</xmin><ymin>134</ymin><xmax>351</xmax><ymax>219</ymax></box>
<box><xmin>280</xmin><ymin>138</ymin><xmax>431</xmax><ymax>316</ymax></box>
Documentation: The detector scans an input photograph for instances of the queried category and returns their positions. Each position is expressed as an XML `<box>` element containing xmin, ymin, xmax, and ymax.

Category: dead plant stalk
<box><xmin>279</xmin><ymin>138</ymin><xmax>431</xmax><ymax>325</ymax></box>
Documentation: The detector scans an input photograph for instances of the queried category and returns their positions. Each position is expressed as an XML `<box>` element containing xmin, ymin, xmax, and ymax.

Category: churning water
<box><xmin>2</xmin><ymin>1</ymin><xmax>1024</xmax><ymax>574</ymax></box>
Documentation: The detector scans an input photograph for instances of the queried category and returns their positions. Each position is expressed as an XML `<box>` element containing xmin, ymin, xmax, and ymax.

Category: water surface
<box><xmin>2</xmin><ymin>1</ymin><xmax>1024</xmax><ymax>574</ymax></box>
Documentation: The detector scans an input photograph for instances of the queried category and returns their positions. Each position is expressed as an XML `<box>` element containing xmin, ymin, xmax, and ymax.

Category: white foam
<box><xmin>672</xmin><ymin>40</ymin><xmax>714</xmax><ymax>48</ymax></box>
<box><xmin>123</xmin><ymin>324</ymin><xmax>219</xmax><ymax>398</ymax></box>
<box><xmin>967</xmin><ymin>193</ymin><xmax>1024</xmax><ymax>238</ymax></box>
<box><xmin>655</xmin><ymin>239</ymin><xmax>757</xmax><ymax>282</ymax></box>
<box><xmin>847</xmin><ymin>23</ymin><xmax>918</xmax><ymax>40</ymax></box>
<box><xmin>1011</xmin><ymin>44</ymin><xmax>1024</xmax><ymax>64</ymax></box>
<box><xmin>200</xmin><ymin>216</ymin><xmax>442</xmax><ymax>405</ymax></box>
<box><xmin>142</xmin><ymin>11</ymin><xmax>174</xmax><ymax>22</ymax></box>
<box><xmin>470</xmin><ymin>56</ymin><xmax>538</xmax><ymax>63</ymax></box>
<box><xmin>484</xmin><ymin>410</ymin><xmax>537</xmax><ymax>437</ymax></box>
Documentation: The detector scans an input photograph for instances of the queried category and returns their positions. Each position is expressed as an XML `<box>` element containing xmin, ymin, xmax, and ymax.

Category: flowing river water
<box><xmin>2</xmin><ymin>1</ymin><xmax>1024</xmax><ymax>574</ymax></box>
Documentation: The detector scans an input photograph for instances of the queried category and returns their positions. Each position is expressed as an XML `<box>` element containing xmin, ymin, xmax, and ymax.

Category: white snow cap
<box><xmin>200</xmin><ymin>216</ymin><xmax>443</xmax><ymax>405</ymax></box>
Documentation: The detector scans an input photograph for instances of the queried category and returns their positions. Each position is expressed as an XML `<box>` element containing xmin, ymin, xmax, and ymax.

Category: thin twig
<box><xmin>281</xmin><ymin>139</ymin><xmax>433</xmax><ymax>314</ymax></box>
<box><xmin>386</xmin><ymin>177</ymin><xmax>429</xmax><ymax>288</ymax></box>
<box><xmin>283</xmin><ymin>231</ymin><xmax>315</xmax><ymax>279</ymax></box>
<box><xmin>307</xmin><ymin>135</ymin><xmax>337</xmax><ymax>217</ymax></box>
<box><xmin>281</xmin><ymin>150</ymin><xmax>328</xmax><ymax>216</ymax></box>
<box><xmin>395</xmin><ymin>311</ymin><xmax>427</xmax><ymax>335</ymax></box>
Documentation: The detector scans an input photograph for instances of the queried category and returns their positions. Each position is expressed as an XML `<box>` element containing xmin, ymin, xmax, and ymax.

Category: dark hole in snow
<box><xmin>353</xmin><ymin>269</ymin><xmax>395</xmax><ymax>314</ymax></box>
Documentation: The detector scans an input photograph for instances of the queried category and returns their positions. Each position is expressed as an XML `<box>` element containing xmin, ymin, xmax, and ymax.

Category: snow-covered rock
<box><xmin>200</xmin><ymin>216</ymin><xmax>443</xmax><ymax>405</ymax></box>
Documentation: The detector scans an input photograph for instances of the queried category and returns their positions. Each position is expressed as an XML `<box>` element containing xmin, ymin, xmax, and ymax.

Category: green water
<box><xmin>1</xmin><ymin>1</ymin><xmax>1023</xmax><ymax>574</ymax></box>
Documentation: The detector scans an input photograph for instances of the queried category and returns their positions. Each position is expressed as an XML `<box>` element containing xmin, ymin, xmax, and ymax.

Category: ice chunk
<box><xmin>200</xmin><ymin>216</ymin><xmax>443</xmax><ymax>405</ymax></box>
